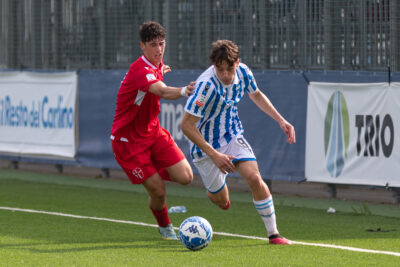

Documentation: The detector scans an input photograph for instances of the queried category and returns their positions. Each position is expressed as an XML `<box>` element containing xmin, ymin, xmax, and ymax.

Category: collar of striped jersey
<box><xmin>141</xmin><ymin>55</ymin><xmax>163</xmax><ymax>70</ymax></box>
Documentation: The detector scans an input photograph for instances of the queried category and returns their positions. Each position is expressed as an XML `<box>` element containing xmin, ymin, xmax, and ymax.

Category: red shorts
<box><xmin>112</xmin><ymin>129</ymin><xmax>185</xmax><ymax>184</ymax></box>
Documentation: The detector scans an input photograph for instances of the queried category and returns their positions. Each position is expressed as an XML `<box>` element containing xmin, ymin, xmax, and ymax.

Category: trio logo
<box><xmin>324</xmin><ymin>91</ymin><xmax>350</xmax><ymax>177</ymax></box>
<box><xmin>355</xmin><ymin>114</ymin><xmax>394</xmax><ymax>158</ymax></box>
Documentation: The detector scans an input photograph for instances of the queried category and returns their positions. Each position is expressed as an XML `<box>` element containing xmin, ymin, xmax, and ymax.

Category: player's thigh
<box><xmin>235</xmin><ymin>160</ymin><xmax>263</xmax><ymax>185</ymax></box>
<box><xmin>236</xmin><ymin>160</ymin><xmax>271</xmax><ymax>200</ymax></box>
<box><xmin>151</xmin><ymin>131</ymin><xmax>192</xmax><ymax>183</ymax></box>
<box><xmin>165</xmin><ymin>158</ymin><xmax>193</xmax><ymax>185</ymax></box>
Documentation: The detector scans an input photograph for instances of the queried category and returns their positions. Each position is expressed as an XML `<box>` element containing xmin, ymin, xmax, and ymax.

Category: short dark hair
<box><xmin>139</xmin><ymin>21</ymin><xmax>166</xmax><ymax>43</ymax></box>
<box><xmin>209</xmin><ymin>40</ymin><xmax>239</xmax><ymax>67</ymax></box>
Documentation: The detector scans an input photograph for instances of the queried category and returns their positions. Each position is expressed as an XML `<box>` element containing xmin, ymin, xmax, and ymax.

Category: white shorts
<box><xmin>194</xmin><ymin>135</ymin><xmax>256</xmax><ymax>194</ymax></box>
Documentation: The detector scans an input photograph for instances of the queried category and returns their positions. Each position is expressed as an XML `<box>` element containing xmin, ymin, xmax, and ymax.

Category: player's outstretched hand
<box><xmin>184</xmin><ymin>81</ymin><xmax>196</xmax><ymax>96</ymax></box>
<box><xmin>279</xmin><ymin>120</ymin><xmax>296</xmax><ymax>144</ymax></box>
<box><xmin>163</xmin><ymin>65</ymin><xmax>171</xmax><ymax>75</ymax></box>
<box><xmin>210</xmin><ymin>151</ymin><xmax>236</xmax><ymax>174</ymax></box>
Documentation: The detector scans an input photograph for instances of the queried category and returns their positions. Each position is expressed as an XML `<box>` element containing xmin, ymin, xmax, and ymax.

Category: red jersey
<box><xmin>111</xmin><ymin>55</ymin><xmax>164</xmax><ymax>145</ymax></box>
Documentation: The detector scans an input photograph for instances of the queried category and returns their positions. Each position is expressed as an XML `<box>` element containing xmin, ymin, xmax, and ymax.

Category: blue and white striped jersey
<box><xmin>184</xmin><ymin>62</ymin><xmax>258</xmax><ymax>161</ymax></box>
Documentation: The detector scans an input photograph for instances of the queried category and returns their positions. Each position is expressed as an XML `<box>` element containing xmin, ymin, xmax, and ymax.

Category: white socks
<box><xmin>253</xmin><ymin>196</ymin><xmax>279</xmax><ymax>237</ymax></box>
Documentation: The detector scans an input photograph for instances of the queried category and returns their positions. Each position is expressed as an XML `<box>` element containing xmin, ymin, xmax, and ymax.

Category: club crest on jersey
<box><xmin>146</xmin><ymin>73</ymin><xmax>156</xmax><ymax>82</ymax></box>
<box><xmin>196</xmin><ymin>83</ymin><xmax>210</xmax><ymax>107</ymax></box>
<box><xmin>203</xmin><ymin>84</ymin><xmax>210</xmax><ymax>93</ymax></box>
<box><xmin>201</xmin><ymin>83</ymin><xmax>211</xmax><ymax>96</ymax></box>
<box><xmin>132</xmin><ymin>167</ymin><xmax>144</xmax><ymax>179</ymax></box>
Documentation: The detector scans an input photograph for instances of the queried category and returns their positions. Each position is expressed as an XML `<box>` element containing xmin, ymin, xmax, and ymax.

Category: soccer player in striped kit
<box><xmin>181</xmin><ymin>40</ymin><xmax>296</xmax><ymax>245</ymax></box>
<box><xmin>111</xmin><ymin>21</ymin><xmax>195</xmax><ymax>240</ymax></box>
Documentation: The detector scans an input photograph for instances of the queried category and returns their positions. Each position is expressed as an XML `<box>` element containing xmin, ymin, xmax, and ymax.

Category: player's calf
<box><xmin>208</xmin><ymin>195</ymin><xmax>231</xmax><ymax>210</ymax></box>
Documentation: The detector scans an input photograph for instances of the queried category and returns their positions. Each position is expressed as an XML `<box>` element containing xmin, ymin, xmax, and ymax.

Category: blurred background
<box><xmin>1</xmin><ymin>0</ymin><xmax>399</xmax><ymax>203</ymax></box>
<box><xmin>1</xmin><ymin>0</ymin><xmax>398</xmax><ymax>71</ymax></box>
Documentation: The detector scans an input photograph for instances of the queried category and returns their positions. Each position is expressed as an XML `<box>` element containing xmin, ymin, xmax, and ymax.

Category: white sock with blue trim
<box><xmin>253</xmin><ymin>196</ymin><xmax>279</xmax><ymax>237</ymax></box>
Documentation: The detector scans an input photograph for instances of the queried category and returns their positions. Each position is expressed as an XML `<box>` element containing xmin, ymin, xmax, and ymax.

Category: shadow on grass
<box><xmin>0</xmin><ymin>240</ymin><xmax>185</xmax><ymax>254</ymax></box>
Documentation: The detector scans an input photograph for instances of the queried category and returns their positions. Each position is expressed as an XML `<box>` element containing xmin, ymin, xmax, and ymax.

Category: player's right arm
<box><xmin>181</xmin><ymin>113</ymin><xmax>235</xmax><ymax>174</ymax></box>
<box><xmin>149</xmin><ymin>81</ymin><xmax>195</xmax><ymax>100</ymax></box>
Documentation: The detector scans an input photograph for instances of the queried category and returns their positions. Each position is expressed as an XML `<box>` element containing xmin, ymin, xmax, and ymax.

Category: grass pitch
<box><xmin>0</xmin><ymin>169</ymin><xmax>399</xmax><ymax>266</ymax></box>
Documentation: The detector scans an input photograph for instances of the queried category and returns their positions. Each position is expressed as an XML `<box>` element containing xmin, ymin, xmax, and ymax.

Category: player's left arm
<box><xmin>249</xmin><ymin>89</ymin><xmax>296</xmax><ymax>144</ymax></box>
<box><xmin>149</xmin><ymin>81</ymin><xmax>195</xmax><ymax>100</ymax></box>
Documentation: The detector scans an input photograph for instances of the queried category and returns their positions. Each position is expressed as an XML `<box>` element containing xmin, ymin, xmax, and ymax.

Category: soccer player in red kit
<box><xmin>111</xmin><ymin>21</ymin><xmax>195</xmax><ymax>240</ymax></box>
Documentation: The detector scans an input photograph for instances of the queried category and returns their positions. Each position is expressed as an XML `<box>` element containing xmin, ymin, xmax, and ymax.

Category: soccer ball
<box><xmin>178</xmin><ymin>216</ymin><xmax>213</xmax><ymax>251</ymax></box>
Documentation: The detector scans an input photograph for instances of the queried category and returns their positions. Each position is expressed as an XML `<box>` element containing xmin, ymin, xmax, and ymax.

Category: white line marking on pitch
<box><xmin>1</xmin><ymin>206</ymin><xmax>399</xmax><ymax>257</ymax></box>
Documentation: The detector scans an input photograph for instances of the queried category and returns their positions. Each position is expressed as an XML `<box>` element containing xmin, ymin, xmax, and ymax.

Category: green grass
<box><xmin>0</xmin><ymin>169</ymin><xmax>399</xmax><ymax>266</ymax></box>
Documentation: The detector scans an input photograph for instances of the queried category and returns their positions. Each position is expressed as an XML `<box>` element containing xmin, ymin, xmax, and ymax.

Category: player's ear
<box><xmin>140</xmin><ymin>41</ymin><xmax>145</xmax><ymax>51</ymax></box>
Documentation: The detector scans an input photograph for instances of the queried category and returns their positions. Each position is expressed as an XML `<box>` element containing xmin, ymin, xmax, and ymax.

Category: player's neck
<box><xmin>222</xmin><ymin>80</ymin><xmax>233</xmax><ymax>86</ymax></box>
<box><xmin>218</xmin><ymin>76</ymin><xmax>235</xmax><ymax>87</ymax></box>
<box><xmin>142</xmin><ymin>54</ymin><xmax>162</xmax><ymax>68</ymax></box>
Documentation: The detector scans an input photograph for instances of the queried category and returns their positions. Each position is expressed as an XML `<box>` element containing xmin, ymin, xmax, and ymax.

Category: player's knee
<box><xmin>246</xmin><ymin>172</ymin><xmax>263</xmax><ymax>187</ymax></box>
<box><xmin>149</xmin><ymin>187</ymin><xmax>166</xmax><ymax>200</ymax></box>
<box><xmin>180</xmin><ymin>177</ymin><xmax>192</xmax><ymax>186</ymax></box>
<box><xmin>177</xmin><ymin>169</ymin><xmax>193</xmax><ymax>185</ymax></box>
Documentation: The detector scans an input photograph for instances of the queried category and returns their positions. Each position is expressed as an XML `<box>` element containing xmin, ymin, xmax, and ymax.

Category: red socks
<box><xmin>151</xmin><ymin>205</ymin><xmax>171</xmax><ymax>227</ymax></box>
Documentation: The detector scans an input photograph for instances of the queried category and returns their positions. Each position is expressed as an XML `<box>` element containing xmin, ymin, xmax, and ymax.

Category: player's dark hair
<box><xmin>209</xmin><ymin>40</ymin><xmax>239</xmax><ymax>67</ymax></box>
<box><xmin>139</xmin><ymin>21</ymin><xmax>166</xmax><ymax>43</ymax></box>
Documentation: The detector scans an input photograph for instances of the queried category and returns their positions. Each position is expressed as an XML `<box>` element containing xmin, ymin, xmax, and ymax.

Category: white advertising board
<box><xmin>0</xmin><ymin>72</ymin><xmax>78</xmax><ymax>159</ymax></box>
<box><xmin>306</xmin><ymin>82</ymin><xmax>400</xmax><ymax>187</ymax></box>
